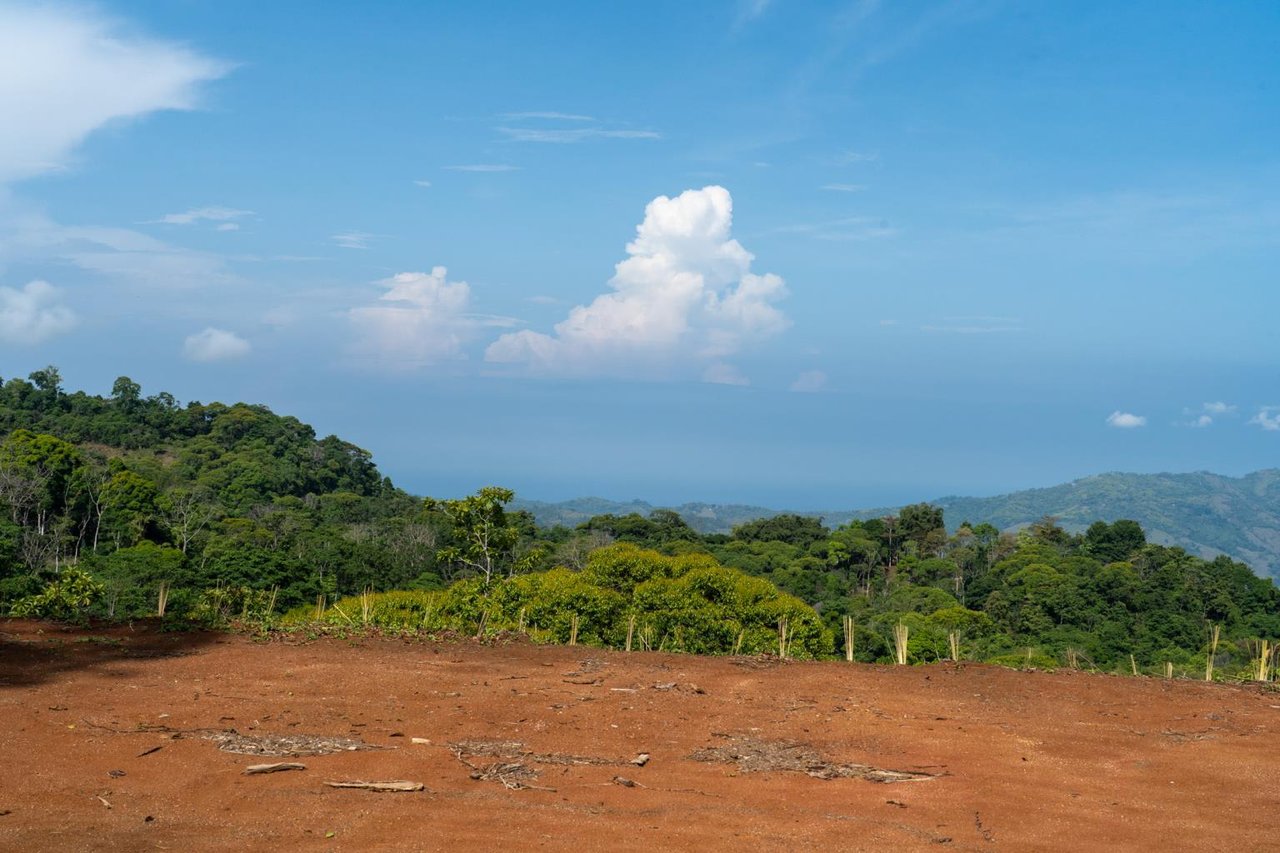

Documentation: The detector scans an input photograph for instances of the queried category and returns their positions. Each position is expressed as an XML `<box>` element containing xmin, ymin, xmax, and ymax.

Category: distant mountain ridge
<box><xmin>514</xmin><ymin>469</ymin><xmax>1280</xmax><ymax>580</ymax></box>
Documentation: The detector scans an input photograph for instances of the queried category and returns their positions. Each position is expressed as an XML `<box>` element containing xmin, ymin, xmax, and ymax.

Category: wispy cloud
<box><xmin>820</xmin><ymin>183</ymin><xmax>866</xmax><ymax>192</ymax></box>
<box><xmin>443</xmin><ymin>164</ymin><xmax>520</xmax><ymax>172</ymax></box>
<box><xmin>4</xmin><ymin>214</ymin><xmax>233</xmax><ymax>287</ymax></box>
<box><xmin>497</xmin><ymin>126</ymin><xmax>661</xmax><ymax>144</ymax></box>
<box><xmin>0</xmin><ymin>4</ymin><xmax>231</xmax><ymax>183</ymax></box>
<box><xmin>790</xmin><ymin>370</ymin><xmax>828</xmax><ymax>393</ymax></box>
<box><xmin>500</xmin><ymin>111</ymin><xmax>596</xmax><ymax>122</ymax></box>
<box><xmin>1182</xmin><ymin>401</ymin><xmax>1237</xmax><ymax>427</ymax></box>
<box><xmin>703</xmin><ymin>362</ymin><xmax>750</xmax><ymax>386</ymax></box>
<box><xmin>732</xmin><ymin>0</ymin><xmax>774</xmax><ymax>32</ymax></box>
<box><xmin>831</xmin><ymin>149</ymin><xmax>879</xmax><ymax>165</ymax></box>
<box><xmin>152</xmin><ymin>206</ymin><xmax>253</xmax><ymax>226</ymax></box>
<box><xmin>413</xmin><ymin>179</ymin><xmax>432</xmax><ymax>188</ymax></box>
<box><xmin>774</xmin><ymin>216</ymin><xmax>897</xmax><ymax>241</ymax></box>
<box><xmin>331</xmin><ymin>231</ymin><xmax>374</xmax><ymax>249</ymax></box>
<box><xmin>1106</xmin><ymin>411</ymin><xmax>1147</xmax><ymax>429</ymax></box>
<box><xmin>974</xmin><ymin>189</ymin><xmax>1280</xmax><ymax>257</ymax></box>
<box><xmin>921</xmin><ymin>316</ymin><xmax>1022</xmax><ymax>334</ymax></box>
<box><xmin>183</xmin><ymin>327</ymin><xmax>250</xmax><ymax>362</ymax></box>
<box><xmin>1249</xmin><ymin>407</ymin><xmax>1280</xmax><ymax>432</ymax></box>
<box><xmin>0</xmin><ymin>280</ymin><xmax>76</xmax><ymax>344</ymax></box>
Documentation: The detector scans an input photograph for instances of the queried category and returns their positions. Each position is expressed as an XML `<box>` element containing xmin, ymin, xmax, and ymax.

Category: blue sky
<box><xmin>1</xmin><ymin>0</ymin><xmax>1277</xmax><ymax>508</ymax></box>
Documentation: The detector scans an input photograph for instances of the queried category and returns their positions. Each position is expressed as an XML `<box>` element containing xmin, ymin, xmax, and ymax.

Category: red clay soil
<box><xmin>1</xmin><ymin>619</ymin><xmax>1277</xmax><ymax>852</ymax></box>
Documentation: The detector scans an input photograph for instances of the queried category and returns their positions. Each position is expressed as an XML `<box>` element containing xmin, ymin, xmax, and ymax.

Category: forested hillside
<box><xmin>519</xmin><ymin>471</ymin><xmax>1280</xmax><ymax>581</ymax></box>
<box><xmin>2</xmin><ymin>368</ymin><xmax>1277</xmax><ymax>677</ymax></box>
<box><xmin>0</xmin><ymin>367</ymin><xmax>429</xmax><ymax>616</ymax></box>
<box><xmin>925</xmin><ymin>471</ymin><xmax>1280</xmax><ymax>579</ymax></box>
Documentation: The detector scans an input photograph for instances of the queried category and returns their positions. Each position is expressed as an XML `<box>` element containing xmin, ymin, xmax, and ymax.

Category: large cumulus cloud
<box><xmin>485</xmin><ymin>186</ymin><xmax>789</xmax><ymax>381</ymax></box>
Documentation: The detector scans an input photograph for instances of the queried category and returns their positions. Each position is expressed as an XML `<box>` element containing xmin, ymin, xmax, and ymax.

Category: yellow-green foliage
<box><xmin>283</xmin><ymin>543</ymin><xmax>831</xmax><ymax>658</ymax></box>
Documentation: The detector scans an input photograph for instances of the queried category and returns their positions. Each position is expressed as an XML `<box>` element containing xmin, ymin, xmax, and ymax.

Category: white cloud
<box><xmin>790</xmin><ymin>370</ymin><xmax>828</xmax><ymax>393</ymax></box>
<box><xmin>443</xmin><ymin>164</ymin><xmax>519</xmax><ymax>173</ymax></box>
<box><xmin>1</xmin><ymin>213</ymin><xmax>231</xmax><ymax>286</ymax></box>
<box><xmin>1249</xmin><ymin>407</ymin><xmax>1280</xmax><ymax>432</ymax></box>
<box><xmin>732</xmin><ymin>0</ymin><xmax>774</xmax><ymax>30</ymax></box>
<box><xmin>485</xmin><ymin>185</ymin><xmax>789</xmax><ymax>379</ymax></box>
<box><xmin>413</xmin><ymin>180</ymin><xmax>432</xmax><ymax>188</ymax></box>
<box><xmin>774</xmin><ymin>215</ymin><xmax>897</xmax><ymax>241</ymax></box>
<box><xmin>154</xmin><ymin>206</ymin><xmax>252</xmax><ymax>226</ymax></box>
<box><xmin>922</xmin><ymin>316</ymin><xmax>1022</xmax><ymax>334</ymax></box>
<box><xmin>703</xmin><ymin>362</ymin><xmax>749</xmax><ymax>386</ymax></box>
<box><xmin>331</xmin><ymin>231</ymin><xmax>373</xmax><ymax>249</ymax></box>
<box><xmin>0</xmin><ymin>280</ymin><xmax>76</xmax><ymax>344</ymax></box>
<box><xmin>501</xmin><ymin>111</ymin><xmax>596</xmax><ymax>122</ymax></box>
<box><xmin>0</xmin><ymin>4</ymin><xmax>229</xmax><ymax>183</ymax></box>
<box><xmin>1106</xmin><ymin>411</ymin><xmax>1147</xmax><ymax>429</ymax></box>
<box><xmin>183</xmin><ymin>327</ymin><xmax>250</xmax><ymax>362</ymax></box>
<box><xmin>215</xmin><ymin>223</ymin><xmax>239</xmax><ymax>232</ymax></box>
<box><xmin>820</xmin><ymin>183</ymin><xmax>866</xmax><ymax>192</ymax></box>
<box><xmin>348</xmin><ymin>267</ymin><xmax>475</xmax><ymax>367</ymax></box>
<box><xmin>496</xmin><ymin>126</ymin><xmax>661</xmax><ymax>144</ymax></box>
<box><xmin>832</xmin><ymin>150</ymin><xmax>879</xmax><ymax>165</ymax></box>
<box><xmin>1182</xmin><ymin>401</ymin><xmax>1236</xmax><ymax>427</ymax></box>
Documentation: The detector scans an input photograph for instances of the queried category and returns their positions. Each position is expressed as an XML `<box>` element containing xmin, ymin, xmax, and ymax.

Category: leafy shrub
<box><xmin>10</xmin><ymin>567</ymin><xmax>105</xmax><ymax>621</ymax></box>
<box><xmin>189</xmin><ymin>585</ymin><xmax>277</xmax><ymax>628</ymax></box>
<box><xmin>276</xmin><ymin>543</ymin><xmax>831</xmax><ymax>658</ymax></box>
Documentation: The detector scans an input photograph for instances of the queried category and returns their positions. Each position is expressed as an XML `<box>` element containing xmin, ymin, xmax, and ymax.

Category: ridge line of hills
<box><xmin>514</xmin><ymin>468</ymin><xmax>1280</xmax><ymax>580</ymax></box>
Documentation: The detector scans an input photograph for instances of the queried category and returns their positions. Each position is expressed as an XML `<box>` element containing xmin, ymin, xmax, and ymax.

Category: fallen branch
<box><xmin>244</xmin><ymin>762</ymin><xmax>306</xmax><ymax>775</ymax></box>
<box><xmin>325</xmin><ymin>780</ymin><xmax>425</xmax><ymax>793</ymax></box>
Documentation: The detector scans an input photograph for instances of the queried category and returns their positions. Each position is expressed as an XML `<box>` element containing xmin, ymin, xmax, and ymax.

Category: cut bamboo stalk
<box><xmin>1255</xmin><ymin>639</ymin><xmax>1272</xmax><ymax>682</ymax></box>
<box><xmin>948</xmin><ymin>630</ymin><xmax>960</xmax><ymax>662</ymax></box>
<box><xmin>244</xmin><ymin>762</ymin><xmax>305</xmax><ymax>775</ymax></box>
<box><xmin>325</xmin><ymin>780</ymin><xmax>424</xmax><ymax>793</ymax></box>
<box><xmin>892</xmin><ymin>622</ymin><xmax>909</xmax><ymax>666</ymax></box>
<box><xmin>1130</xmin><ymin>654</ymin><xmax>1138</xmax><ymax>677</ymax></box>
<box><xmin>518</xmin><ymin>607</ymin><xmax>527</xmax><ymax>633</ymax></box>
<box><xmin>625</xmin><ymin>614</ymin><xmax>635</xmax><ymax>652</ymax></box>
<box><xmin>314</xmin><ymin>594</ymin><xmax>326</xmax><ymax>621</ymax></box>
<box><xmin>156</xmin><ymin>581</ymin><xmax>169</xmax><ymax>618</ymax></box>
<box><xmin>1206</xmin><ymin>623</ymin><xmax>1221</xmax><ymax>682</ymax></box>
<box><xmin>843</xmin><ymin>615</ymin><xmax>854</xmax><ymax>662</ymax></box>
<box><xmin>777</xmin><ymin>616</ymin><xmax>789</xmax><ymax>660</ymax></box>
<box><xmin>569</xmin><ymin>613</ymin><xmax>579</xmax><ymax>646</ymax></box>
<box><xmin>1164</xmin><ymin>661</ymin><xmax>1173</xmax><ymax>679</ymax></box>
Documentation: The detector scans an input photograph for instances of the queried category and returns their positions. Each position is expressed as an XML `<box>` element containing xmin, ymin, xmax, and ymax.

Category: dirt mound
<box><xmin>1</xmin><ymin>618</ymin><xmax>1277</xmax><ymax>851</ymax></box>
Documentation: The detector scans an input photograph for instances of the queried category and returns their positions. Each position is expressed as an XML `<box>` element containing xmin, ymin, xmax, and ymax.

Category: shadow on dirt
<box><xmin>0</xmin><ymin>618</ymin><xmax>223</xmax><ymax>689</ymax></box>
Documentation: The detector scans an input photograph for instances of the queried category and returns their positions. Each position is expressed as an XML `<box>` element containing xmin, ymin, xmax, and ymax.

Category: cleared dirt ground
<box><xmin>1</xmin><ymin>619</ymin><xmax>1277</xmax><ymax>852</ymax></box>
